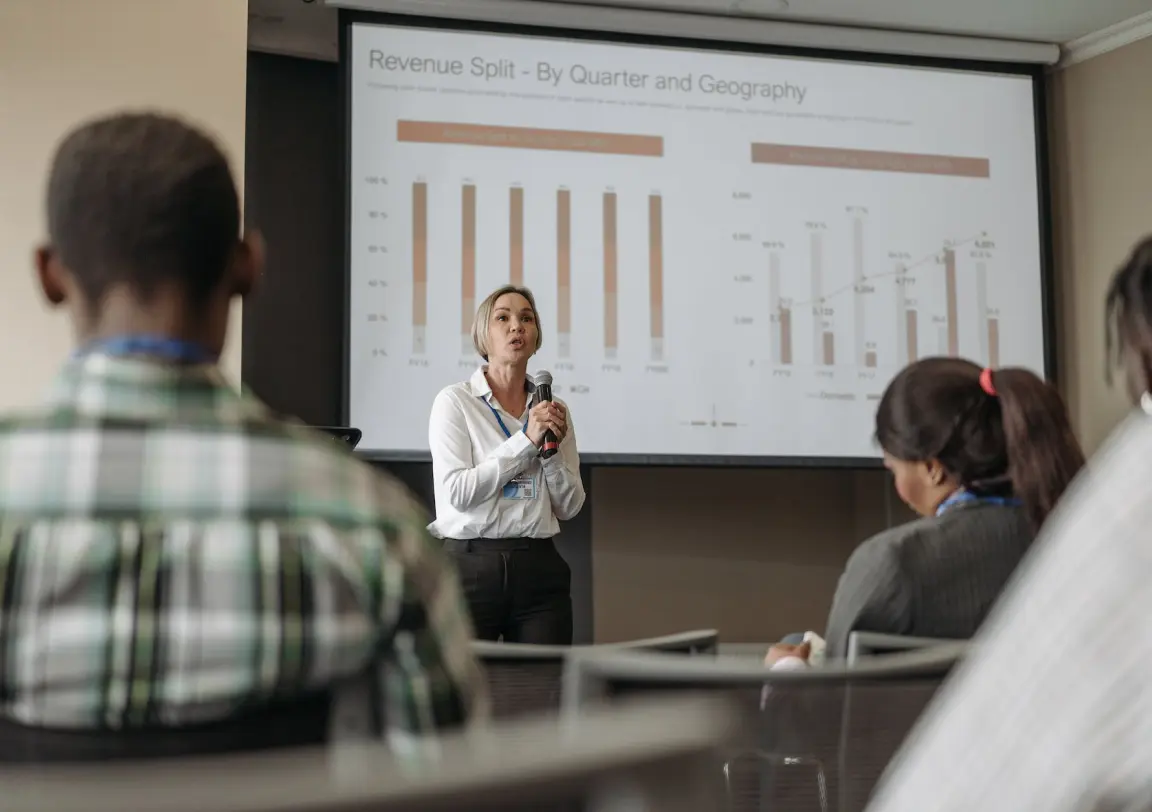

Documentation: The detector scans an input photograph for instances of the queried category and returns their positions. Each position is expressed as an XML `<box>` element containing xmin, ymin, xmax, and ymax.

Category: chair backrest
<box><xmin>0</xmin><ymin>691</ymin><xmax>333</xmax><ymax>763</ymax></box>
<box><xmin>564</xmin><ymin>642</ymin><xmax>965</xmax><ymax>705</ymax></box>
<box><xmin>472</xmin><ymin>640</ymin><xmax>571</xmax><ymax>719</ymax></box>
<box><xmin>603</xmin><ymin>629</ymin><xmax>720</xmax><ymax>655</ymax></box>
<box><xmin>845</xmin><ymin>631</ymin><xmax>956</xmax><ymax>665</ymax></box>
<box><xmin>472</xmin><ymin>628</ymin><xmax>720</xmax><ymax>719</ymax></box>
<box><xmin>564</xmin><ymin>644</ymin><xmax>967</xmax><ymax>812</ymax></box>
<box><xmin>1</xmin><ymin>696</ymin><xmax>740</xmax><ymax>812</ymax></box>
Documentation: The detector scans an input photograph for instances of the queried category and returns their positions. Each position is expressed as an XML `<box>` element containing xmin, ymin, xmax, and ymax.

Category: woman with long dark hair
<box><xmin>874</xmin><ymin>358</ymin><xmax>1084</xmax><ymax>533</ymax></box>
<box><xmin>768</xmin><ymin>356</ymin><xmax>1085</xmax><ymax>665</ymax></box>
<box><xmin>862</xmin><ymin>240</ymin><xmax>1152</xmax><ymax>812</ymax></box>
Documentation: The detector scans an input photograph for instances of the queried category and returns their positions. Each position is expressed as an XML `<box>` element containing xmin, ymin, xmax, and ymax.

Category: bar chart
<box><xmin>853</xmin><ymin>217</ymin><xmax>866</xmax><ymax>367</ymax></box>
<box><xmin>460</xmin><ymin>184</ymin><xmax>477</xmax><ymax>355</ymax></box>
<box><xmin>399</xmin><ymin>175</ymin><xmax>667</xmax><ymax>363</ymax></box>
<box><xmin>412</xmin><ymin>182</ymin><xmax>428</xmax><ymax>354</ymax></box>
<box><xmin>368</xmin><ymin>114</ymin><xmax>673</xmax><ymax>366</ymax></box>
<box><xmin>603</xmin><ymin>192</ymin><xmax>618</xmax><ymax>359</ymax></box>
<box><xmin>649</xmin><ymin>194</ymin><xmax>665</xmax><ymax>362</ymax></box>
<box><xmin>378</xmin><ymin>136</ymin><xmax>1022</xmax><ymax>457</ymax></box>
<box><xmin>809</xmin><ymin>229</ymin><xmax>827</xmax><ymax>366</ymax></box>
<box><xmin>745</xmin><ymin>140</ymin><xmax>1010</xmax><ymax>376</ymax></box>
<box><xmin>557</xmin><ymin>188</ymin><xmax>571</xmax><ymax>357</ymax></box>
<box><xmin>768</xmin><ymin>252</ymin><xmax>793</xmax><ymax>366</ymax></box>
<box><xmin>895</xmin><ymin>264</ymin><xmax>916</xmax><ymax>366</ymax></box>
<box><xmin>510</xmin><ymin>186</ymin><xmax>524</xmax><ymax>287</ymax></box>
<box><xmin>762</xmin><ymin>221</ymin><xmax>1005</xmax><ymax>374</ymax></box>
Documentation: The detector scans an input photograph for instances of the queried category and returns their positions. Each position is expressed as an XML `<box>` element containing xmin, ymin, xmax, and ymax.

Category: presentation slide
<box><xmin>346</xmin><ymin>21</ymin><xmax>1046</xmax><ymax>461</ymax></box>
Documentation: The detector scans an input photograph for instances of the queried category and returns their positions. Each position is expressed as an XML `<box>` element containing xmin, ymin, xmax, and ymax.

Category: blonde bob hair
<box><xmin>472</xmin><ymin>285</ymin><xmax>544</xmax><ymax>361</ymax></box>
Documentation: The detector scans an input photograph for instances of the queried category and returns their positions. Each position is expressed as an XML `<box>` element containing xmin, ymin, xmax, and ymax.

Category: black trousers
<box><xmin>444</xmin><ymin>537</ymin><xmax>573</xmax><ymax>645</ymax></box>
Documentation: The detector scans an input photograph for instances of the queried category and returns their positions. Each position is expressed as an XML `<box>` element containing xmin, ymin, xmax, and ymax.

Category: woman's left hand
<box><xmin>543</xmin><ymin>402</ymin><xmax>567</xmax><ymax>443</ymax></box>
<box><xmin>764</xmin><ymin>642</ymin><xmax>811</xmax><ymax>667</ymax></box>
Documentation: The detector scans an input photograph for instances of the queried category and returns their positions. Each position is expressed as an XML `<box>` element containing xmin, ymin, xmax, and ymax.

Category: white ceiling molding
<box><xmin>248</xmin><ymin>37</ymin><xmax>338</xmax><ymax>63</ymax></box>
<box><xmin>1059</xmin><ymin>9</ymin><xmax>1152</xmax><ymax>67</ymax></box>
<box><xmin>249</xmin><ymin>2</ymin><xmax>340</xmax><ymax>62</ymax></box>
<box><xmin>327</xmin><ymin>0</ymin><xmax>1060</xmax><ymax>64</ymax></box>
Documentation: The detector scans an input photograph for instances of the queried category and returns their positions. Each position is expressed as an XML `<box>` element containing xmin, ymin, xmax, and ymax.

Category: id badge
<box><xmin>502</xmin><ymin>473</ymin><xmax>537</xmax><ymax>500</ymax></box>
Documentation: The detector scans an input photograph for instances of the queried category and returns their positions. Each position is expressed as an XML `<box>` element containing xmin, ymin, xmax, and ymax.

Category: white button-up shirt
<box><xmin>427</xmin><ymin>367</ymin><xmax>585</xmax><ymax>540</ymax></box>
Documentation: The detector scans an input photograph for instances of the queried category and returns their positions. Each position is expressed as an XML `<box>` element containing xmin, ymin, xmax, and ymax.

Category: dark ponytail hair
<box><xmin>875</xmin><ymin>357</ymin><xmax>1085</xmax><ymax>530</ymax></box>
<box><xmin>1106</xmin><ymin>234</ymin><xmax>1152</xmax><ymax>397</ymax></box>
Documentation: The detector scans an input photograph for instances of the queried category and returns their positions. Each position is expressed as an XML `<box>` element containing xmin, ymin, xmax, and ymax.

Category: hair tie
<box><xmin>980</xmin><ymin>367</ymin><xmax>998</xmax><ymax>397</ymax></box>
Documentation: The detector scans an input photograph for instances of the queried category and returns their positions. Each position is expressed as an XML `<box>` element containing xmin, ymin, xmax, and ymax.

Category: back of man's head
<box><xmin>45</xmin><ymin>111</ymin><xmax>242</xmax><ymax>311</ymax></box>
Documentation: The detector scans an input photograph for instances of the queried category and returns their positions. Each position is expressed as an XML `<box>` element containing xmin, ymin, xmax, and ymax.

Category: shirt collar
<box><xmin>45</xmin><ymin>354</ymin><xmax>270</xmax><ymax>422</ymax></box>
<box><xmin>468</xmin><ymin>365</ymin><xmax>536</xmax><ymax>402</ymax></box>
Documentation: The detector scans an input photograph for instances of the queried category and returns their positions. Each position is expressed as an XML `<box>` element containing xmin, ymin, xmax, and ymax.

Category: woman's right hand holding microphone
<box><xmin>526</xmin><ymin>401</ymin><xmax>568</xmax><ymax>447</ymax></box>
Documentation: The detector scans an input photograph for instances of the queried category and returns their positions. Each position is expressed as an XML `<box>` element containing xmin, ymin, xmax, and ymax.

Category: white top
<box><xmin>427</xmin><ymin>367</ymin><xmax>585</xmax><ymax>540</ymax></box>
<box><xmin>867</xmin><ymin>408</ymin><xmax>1152</xmax><ymax>812</ymax></box>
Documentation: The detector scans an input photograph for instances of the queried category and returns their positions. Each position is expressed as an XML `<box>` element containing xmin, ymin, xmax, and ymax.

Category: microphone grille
<box><xmin>534</xmin><ymin>370</ymin><xmax>553</xmax><ymax>386</ymax></box>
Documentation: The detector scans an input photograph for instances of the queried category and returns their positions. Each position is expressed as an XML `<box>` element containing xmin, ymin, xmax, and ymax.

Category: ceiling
<box><xmin>532</xmin><ymin>0</ymin><xmax>1152</xmax><ymax>42</ymax></box>
<box><xmin>248</xmin><ymin>0</ymin><xmax>1152</xmax><ymax>62</ymax></box>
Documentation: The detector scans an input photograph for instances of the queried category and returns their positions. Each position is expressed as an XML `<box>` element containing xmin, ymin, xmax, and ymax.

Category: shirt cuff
<box><xmin>507</xmin><ymin>429</ymin><xmax>538</xmax><ymax>460</ymax></box>
<box><xmin>541</xmin><ymin>449</ymin><xmax>568</xmax><ymax>471</ymax></box>
<box><xmin>770</xmin><ymin>656</ymin><xmax>810</xmax><ymax>672</ymax></box>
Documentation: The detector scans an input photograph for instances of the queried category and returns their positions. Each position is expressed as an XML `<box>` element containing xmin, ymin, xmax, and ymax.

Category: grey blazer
<box><xmin>823</xmin><ymin>502</ymin><xmax>1033</xmax><ymax>660</ymax></box>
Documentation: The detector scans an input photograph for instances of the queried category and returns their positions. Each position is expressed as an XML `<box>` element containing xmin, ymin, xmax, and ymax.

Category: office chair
<box><xmin>1</xmin><ymin>695</ymin><xmax>740</xmax><ymax>812</ymax></box>
<box><xmin>564</xmin><ymin>643</ymin><xmax>967</xmax><ymax>812</ymax></box>
<box><xmin>473</xmin><ymin>628</ymin><xmax>719</xmax><ymax>719</ymax></box>
<box><xmin>845</xmin><ymin>631</ymin><xmax>956</xmax><ymax>665</ymax></box>
<box><xmin>602</xmin><ymin>628</ymin><xmax>720</xmax><ymax>655</ymax></box>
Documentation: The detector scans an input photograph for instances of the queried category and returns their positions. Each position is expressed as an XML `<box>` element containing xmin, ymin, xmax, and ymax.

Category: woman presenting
<box><xmin>428</xmin><ymin>285</ymin><xmax>585</xmax><ymax>644</ymax></box>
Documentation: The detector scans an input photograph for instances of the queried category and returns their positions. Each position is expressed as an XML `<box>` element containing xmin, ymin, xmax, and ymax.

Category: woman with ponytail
<box><xmin>767</xmin><ymin>356</ymin><xmax>1084</xmax><ymax>666</ymax></box>
<box><xmin>873</xmin><ymin>358</ymin><xmax>1084</xmax><ymax>533</ymax></box>
<box><xmin>858</xmin><ymin>240</ymin><xmax>1152</xmax><ymax>812</ymax></box>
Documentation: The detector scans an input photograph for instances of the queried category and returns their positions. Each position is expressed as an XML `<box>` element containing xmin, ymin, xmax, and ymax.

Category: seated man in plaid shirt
<box><xmin>0</xmin><ymin>111</ymin><xmax>486</xmax><ymax>749</ymax></box>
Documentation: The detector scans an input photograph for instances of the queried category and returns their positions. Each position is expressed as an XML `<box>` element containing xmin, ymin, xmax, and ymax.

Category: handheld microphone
<box><xmin>534</xmin><ymin>370</ymin><xmax>560</xmax><ymax>460</ymax></box>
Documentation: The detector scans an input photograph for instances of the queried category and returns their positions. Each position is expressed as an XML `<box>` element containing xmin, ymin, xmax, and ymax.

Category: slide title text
<box><xmin>368</xmin><ymin>51</ymin><xmax>808</xmax><ymax>104</ymax></box>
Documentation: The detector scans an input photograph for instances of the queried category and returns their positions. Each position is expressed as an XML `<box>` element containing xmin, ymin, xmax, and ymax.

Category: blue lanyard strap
<box><xmin>483</xmin><ymin>398</ymin><xmax>529</xmax><ymax>439</ymax></box>
<box><xmin>936</xmin><ymin>489</ymin><xmax>1021</xmax><ymax>517</ymax></box>
<box><xmin>74</xmin><ymin>334</ymin><xmax>216</xmax><ymax>364</ymax></box>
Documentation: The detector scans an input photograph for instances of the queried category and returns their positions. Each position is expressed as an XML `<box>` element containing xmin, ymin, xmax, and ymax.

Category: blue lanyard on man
<box><xmin>73</xmin><ymin>334</ymin><xmax>217</xmax><ymax>364</ymax></box>
<box><xmin>936</xmin><ymin>489</ymin><xmax>1021</xmax><ymax>517</ymax></box>
<box><xmin>483</xmin><ymin>398</ymin><xmax>529</xmax><ymax>439</ymax></box>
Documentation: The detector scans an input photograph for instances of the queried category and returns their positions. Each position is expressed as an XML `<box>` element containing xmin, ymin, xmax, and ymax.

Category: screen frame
<box><xmin>338</xmin><ymin>9</ymin><xmax>1056</xmax><ymax>468</ymax></box>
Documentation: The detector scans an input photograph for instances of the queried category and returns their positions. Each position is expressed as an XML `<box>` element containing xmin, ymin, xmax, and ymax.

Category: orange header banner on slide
<box><xmin>751</xmin><ymin>143</ymin><xmax>990</xmax><ymax>178</ymax></box>
<box><xmin>398</xmin><ymin>120</ymin><xmax>664</xmax><ymax>157</ymax></box>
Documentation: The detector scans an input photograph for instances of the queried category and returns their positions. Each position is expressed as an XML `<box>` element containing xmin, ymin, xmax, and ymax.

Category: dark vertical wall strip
<box><xmin>243</xmin><ymin>53</ymin><xmax>344</xmax><ymax>426</ymax></box>
<box><xmin>555</xmin><ymin>465</ymin><xmax>594</xmax><ymax>644</ymax></box>
<box><xmin>241</xmin><ymin>52</ymin><xmax>594</xmax><ymax>643</ymax></box>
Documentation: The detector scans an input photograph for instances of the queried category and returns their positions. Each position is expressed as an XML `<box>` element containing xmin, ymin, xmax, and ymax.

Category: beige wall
<box><xmin>0</xmin><ymin>0</ymin><xmax>247</xmax><ymax>408</ymax></box>
<box><xmin>593</xmin><ymin>37</ymin><xmax>1152</xmax><ymax>644</ymax></box>
<box><xmin>593</xmin><ymin>467</ymin><xmax>911</xmax><ymax>643</ymax></box>
<box><xmin>1050</xmin><ymin>38</ymin><xmax>1152</xmax><ymax>452</ymax></box>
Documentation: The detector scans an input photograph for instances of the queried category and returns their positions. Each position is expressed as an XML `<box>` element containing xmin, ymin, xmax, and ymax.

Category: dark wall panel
<box><xmin>243</xmin><ymin>52</ymin><xmax>344</xmax><ymax>427</ymax></box>
<box><xmin>241</xmin><ymin>52</ymin><xmax>594</xmax><ymax>642</ymax></box>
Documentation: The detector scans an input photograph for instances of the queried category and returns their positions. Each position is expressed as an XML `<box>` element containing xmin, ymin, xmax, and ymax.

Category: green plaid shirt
<box><xmin>0</xmin><ymin>353</ymin><xmax>487</xmax><ymax>743</ymax></box>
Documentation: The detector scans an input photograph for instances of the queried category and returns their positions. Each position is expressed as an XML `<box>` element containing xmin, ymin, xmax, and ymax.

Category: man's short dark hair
<box><xmin>46</xmin><ymin>111</ymin><xmax>241</xmax><ymax>308</ymax></box>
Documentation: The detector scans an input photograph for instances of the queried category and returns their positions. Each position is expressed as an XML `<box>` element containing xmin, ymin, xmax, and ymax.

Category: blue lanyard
<box><xmin>74</xmin><ymin>334</ymin><xmax>216</xmax><ymax>364</ymax></box>
<box><xmin>483</xmin><ymin>399</ymin><xmax>528</xmax><ymax>439</ymax></box>
<box><xmin>936</xmin><ymin>489</ymin><xmax>1021</xmax><ymax>517</ymax></box>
